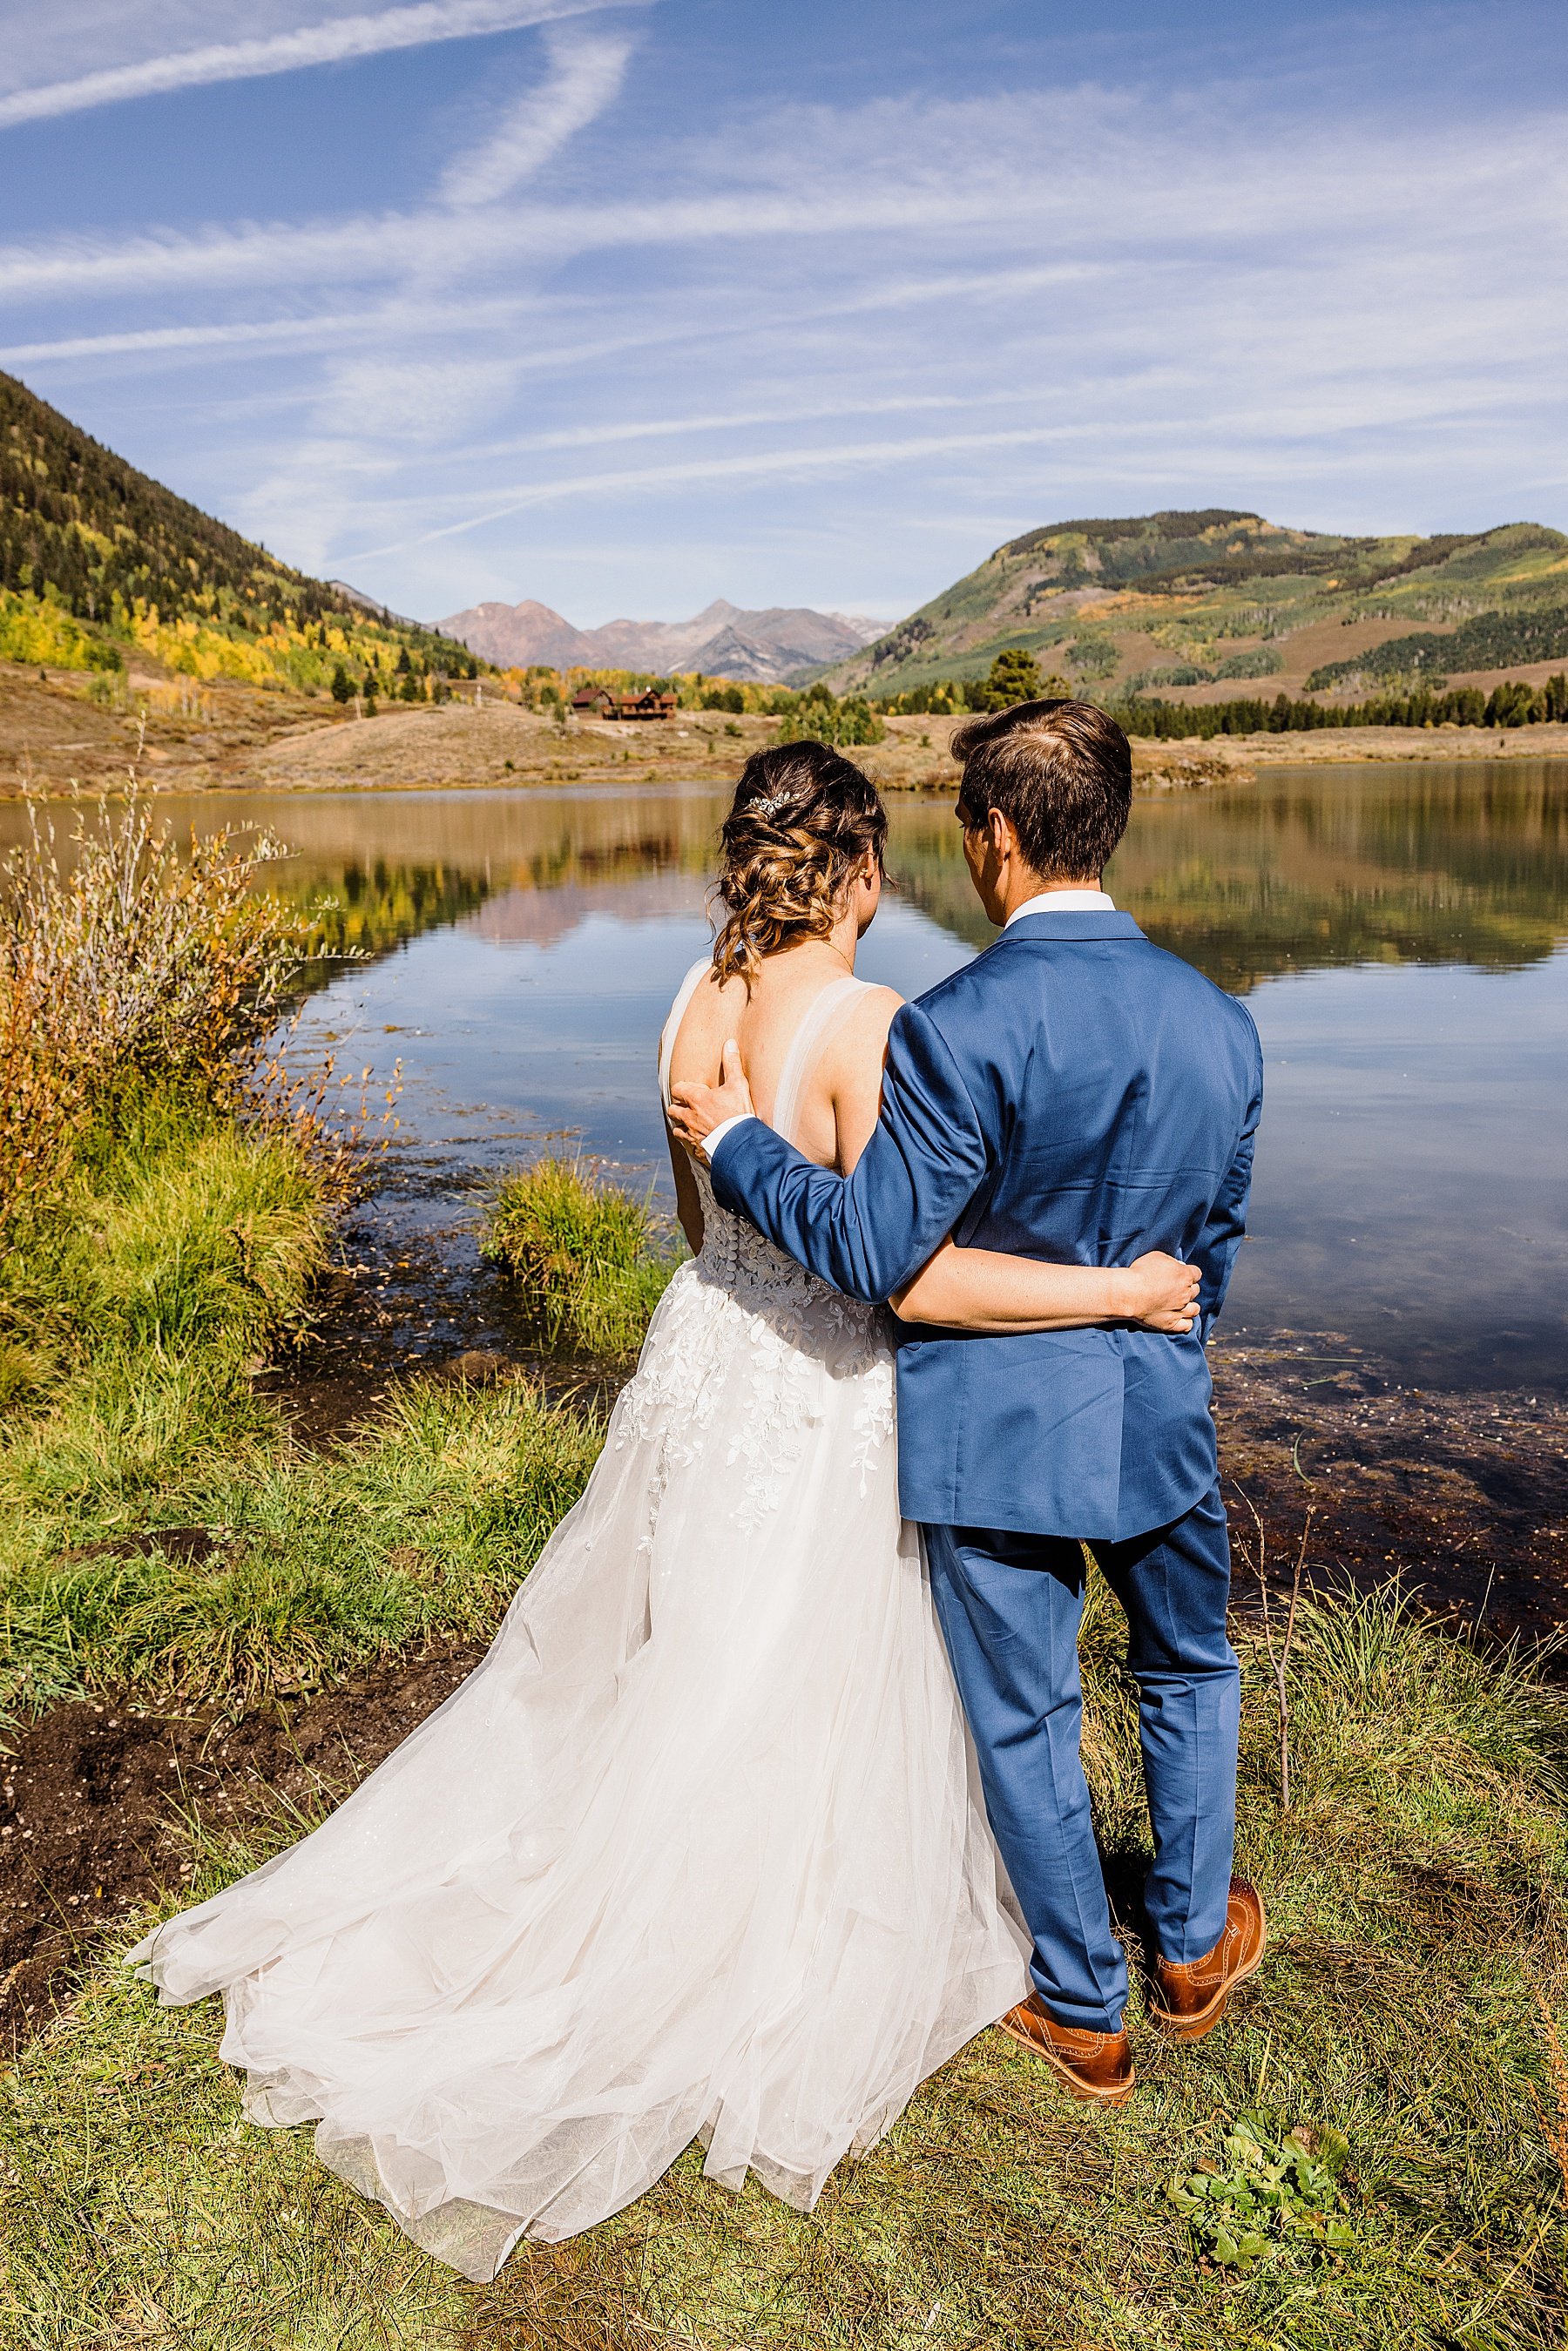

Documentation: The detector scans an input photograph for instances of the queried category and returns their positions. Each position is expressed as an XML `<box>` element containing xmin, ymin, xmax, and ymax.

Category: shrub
<box><xmin>0</xmin><ymin>797</ymin><xmax>312</xmax><ymax>1233</ymax></box>
<box><xmin>483</xmin><ymin>1158</ymin><xmax>681</xmax><ymax>1360</ymax></box>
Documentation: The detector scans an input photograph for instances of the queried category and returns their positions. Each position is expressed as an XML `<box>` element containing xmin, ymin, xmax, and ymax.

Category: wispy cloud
<box><xmin>0</xmin><ymin>0</ymin><xmax>620</xmax><ymax>131</ymax></box>
<box><xmin>350</xmin><ymin>422</ymin><xmax>1123</xmax><ymax>555</ymax></box>
<box><xmin>2</xmin><ymin>95</ymin><xmax>1563</xmax><ymax>309</ymax></box>
<box><xmin>439</xmin><ymin>21</ymin><xmax>636</xmax><ymax>205</ymax></box>
<box><xmin>0</xmin><ymin>182</ymin><xmax>1024</xmax><ymax>306</ymax></box>
<box><xmin>8</xmin><ymin>45</ymin><xmax>1566</xmax><ymax>617</ymax></box>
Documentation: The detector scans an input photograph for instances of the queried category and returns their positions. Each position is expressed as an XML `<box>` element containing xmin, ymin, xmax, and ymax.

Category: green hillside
<box><xmin>0</xmin><ymin>372</ymin><xmax>475</xmax><ymax>697</ymax></box>
<box><xmin>823</xmin><ymin>510</ymin><xmax>1568</xmax><ymax>704</ymax></box>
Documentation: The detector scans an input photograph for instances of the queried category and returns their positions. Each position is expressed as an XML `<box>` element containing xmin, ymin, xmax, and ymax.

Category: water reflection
<box><xmin>2</xmin><ymin>767</ymin><xmax>1563</xmax><ymax>1390</ymax></box>
<box><xmin>895</xmin><ymin>762</ymin><xmax>1568</xmax><ymax>988</ymax></box>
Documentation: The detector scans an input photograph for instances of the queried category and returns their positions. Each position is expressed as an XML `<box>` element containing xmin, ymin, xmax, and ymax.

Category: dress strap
<box><xmin>658</xmin><ymin>956</ymin><xmax>714</xmax><ymax>1111</ymax></box>
<box><xmin>772</xmin><ymin>976</ymin><xmax>868</xmax><ymax>1150</ymax></box>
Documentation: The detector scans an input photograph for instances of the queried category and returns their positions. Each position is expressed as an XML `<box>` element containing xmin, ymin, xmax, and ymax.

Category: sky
<box><xmin>1</xmin><ymin>0</ymin><xmax>1565</xmax><ymax>628</ymax></box>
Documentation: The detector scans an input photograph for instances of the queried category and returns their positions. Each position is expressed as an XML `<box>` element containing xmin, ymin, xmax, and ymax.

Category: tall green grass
<box><xmin>0</xmin><ymin>1378</ymin><xmax>600</xmax><ymax>1719</ymax></box>
<box><xmin>0</xmin><ymin>1085</ymin><xmax>330</xmax><ymax>1505</ymax></box>
<box><xmin>0</xmin><ymin>1086</ymin><xmax>601</xmax><ymax>1723</ymax></box>
<box><xmin>483</xmin><ymin>1157</ymin><xmax>682</xmax><ymax>1361</ymax></box>
<box><xmin>2</xmin><ymin>1584</ymin><xmax>1563</xmax><ymax>2349</ymax></box>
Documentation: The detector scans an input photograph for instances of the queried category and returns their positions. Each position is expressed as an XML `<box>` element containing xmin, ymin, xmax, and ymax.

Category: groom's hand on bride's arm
<box><xmin>669</xmin><ymin>1041</ymin><xmax>755</xmax><ymax>1162</ymax></box>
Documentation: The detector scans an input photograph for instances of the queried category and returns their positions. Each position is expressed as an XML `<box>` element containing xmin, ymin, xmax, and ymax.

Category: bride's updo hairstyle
<box><xmin>712</xmin><ymin>741</ymin><xmax>888</xmax><ymax>988</ymax></box>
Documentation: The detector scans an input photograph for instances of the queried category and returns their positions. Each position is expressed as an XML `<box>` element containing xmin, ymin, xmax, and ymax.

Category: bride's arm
<box><xmin>826</xmin><ymin>1001</ymin><xmax>1198</xmax><ymax>1334</ymax></box>
<box><xmin>890</xmin><ymin>1240</ymin><xmax>1200</xmax><ymax>1334</ymax></box>
<box><xmin>664</xmin><ymin>1112</ymin><xmax>705</xmax><ymax>1253</ymax></box>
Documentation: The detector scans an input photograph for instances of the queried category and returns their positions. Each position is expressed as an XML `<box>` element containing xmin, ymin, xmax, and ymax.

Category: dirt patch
<box><xmin>0</xmin><ymin>1638</ymin><xmax>485</xmax><ymax>2050</ymax></box>
<box><xmin>0</xmin><ymin>661</ymin><xmax>333</xmax><ymax>797</ymax></box>
<box><xmin>1211</xmin><ymin>1337</ymin><xmax>1568</xmax><ymax>1644</ymax></box>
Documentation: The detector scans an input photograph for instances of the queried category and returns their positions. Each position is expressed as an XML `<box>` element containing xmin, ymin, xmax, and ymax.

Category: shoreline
<box><xmin>6</xmin><ymin>659</ymin><xmax>1568</xmax><ymax>802</ymax></box>
<box><xmin>250</xmin><ymin>1195</ymin><xmax>1568</xmax><ymax>1652</ymax></box>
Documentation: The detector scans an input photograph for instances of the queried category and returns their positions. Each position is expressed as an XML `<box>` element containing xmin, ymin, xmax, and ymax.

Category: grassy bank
<box><xmin>0</xmin><ymin>1110</ymin><xmax>602</xmax><ymax>1723</ymax></box>
<box><xmin>0</xmin><ymin>1093</ymin><xmax>1564</xmax><ymax>2337</ymax></box>
<box><xmin>1</xmin><ymin>1580</ymin><xmax>1564</xmax><ymax>2348</ymax></box>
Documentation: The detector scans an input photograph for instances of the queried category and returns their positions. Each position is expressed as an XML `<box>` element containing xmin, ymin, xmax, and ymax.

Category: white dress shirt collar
<box><xmin>1004</xmin><ymin>888</ymin><xmax>1115</xmax><ymax>927</ymax></box>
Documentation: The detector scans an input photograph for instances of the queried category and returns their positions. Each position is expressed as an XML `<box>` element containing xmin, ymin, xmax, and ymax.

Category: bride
<box><xmin>131</xmin><ymin>741</ymin><xmax>1199</xmax><ymax>2280</ymax></box>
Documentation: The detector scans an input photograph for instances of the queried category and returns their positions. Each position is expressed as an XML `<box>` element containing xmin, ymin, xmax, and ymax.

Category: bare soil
<box><xmin>0</xmin><ymin>1635</ymin><xmax>485</xmax><ymax>2050</ymax></box>
<box><xmin>0</xmin><ymin>661</ymin><xmax>330</xmax><ymax>797</ymax></box>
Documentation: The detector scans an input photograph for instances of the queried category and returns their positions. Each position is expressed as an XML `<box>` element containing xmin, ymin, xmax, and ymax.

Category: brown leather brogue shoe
<box><xmin>1149</xmin><ymin>1876</ymin><xmax>1267</xmax><ymax>2042</ymax></box>
<box><xmin>997</xmin><ymin>1994</ymin><xmax>1136</xmax><ymax>2104</ymax></box>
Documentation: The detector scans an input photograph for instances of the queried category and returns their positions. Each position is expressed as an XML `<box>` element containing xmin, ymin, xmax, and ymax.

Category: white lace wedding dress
<box><xmin>130</xmin><ymin>962</ymin><xmax>1029</xmax><ymax>2280</ymax></box>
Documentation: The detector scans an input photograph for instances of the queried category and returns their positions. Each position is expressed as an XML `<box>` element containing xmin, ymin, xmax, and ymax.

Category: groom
<box><xmin>670</xmin><ymin>697</ymin><xmax>1265</xmax><ymax>2105</ymax></box>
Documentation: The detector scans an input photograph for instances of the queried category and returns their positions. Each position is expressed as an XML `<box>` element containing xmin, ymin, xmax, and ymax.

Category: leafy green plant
<box><xmin>483</xmin><ymin>1156</ymin><xmax>681</xmax><ymax>1360</ymax></box>
<box><xmin>1167</xmin><ymin>2115</ymin><xmax>1355</xmax><ymax>2267</ymax></box>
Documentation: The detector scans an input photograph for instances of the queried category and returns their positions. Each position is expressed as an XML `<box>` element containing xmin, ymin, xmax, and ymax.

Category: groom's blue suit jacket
<box><xmin>710</xmin><ymin>910</ymin><xmax>1262</xmax><ymax>1543</ymax></box>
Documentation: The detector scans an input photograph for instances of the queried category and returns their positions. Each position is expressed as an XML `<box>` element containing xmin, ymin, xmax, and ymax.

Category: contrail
<box><xmin>0</xmin><ymin>0</ymin><xmax>628</xmax><ymax>131</ymax></box>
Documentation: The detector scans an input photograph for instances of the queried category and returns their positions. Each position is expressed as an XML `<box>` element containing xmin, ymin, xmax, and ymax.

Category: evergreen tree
<box><xmin>979</xmin><ymin>647</ymin><xmax>1043</xmax><ymax>709</ymax></box>
<box><xmin>330</xmin><ymin>662</ymin><xmax>353</xmax><ymax>705</ymax></box>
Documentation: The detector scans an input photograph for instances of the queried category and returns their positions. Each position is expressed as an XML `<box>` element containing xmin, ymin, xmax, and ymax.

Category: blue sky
<box><xmin>2</xmin><ymin>0</ymin><xmax>1565</xmax><ymax>626</ymax></box>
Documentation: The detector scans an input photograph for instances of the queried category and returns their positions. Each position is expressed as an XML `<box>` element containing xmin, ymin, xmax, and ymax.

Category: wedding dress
<box><xmin>130</xmin><ymin>961</ymin><xmax>1029</xmax><ymax>2280</ymax></box>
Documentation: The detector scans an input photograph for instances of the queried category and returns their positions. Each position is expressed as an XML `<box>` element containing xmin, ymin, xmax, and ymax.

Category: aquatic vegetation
<box><xmin>484</xmin><ymin>1156</ymin><xmax>682</xmax><ymax>1361</ymax></box>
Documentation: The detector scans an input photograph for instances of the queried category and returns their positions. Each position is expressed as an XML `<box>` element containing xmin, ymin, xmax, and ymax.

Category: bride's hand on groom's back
<box><xmin>1114</xmin><ymin>1252</ymin><xmax>1202</xmax><ymax>1333</ymax></box>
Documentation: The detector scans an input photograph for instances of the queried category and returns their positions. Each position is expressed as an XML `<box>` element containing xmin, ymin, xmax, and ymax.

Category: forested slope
<box><xmin>0</xmin><ymin>373</ymin><xmax>472</xmax><ymax>697</ymax></box>
<box><xmin>823</xmin><ymin>509</ymin><xmax>1568</xmax><ymax>704</ymax></box>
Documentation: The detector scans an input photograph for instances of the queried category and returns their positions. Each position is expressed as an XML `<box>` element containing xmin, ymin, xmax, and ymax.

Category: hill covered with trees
<box><xmin>0</xmin><ymin>372</ymin><xmax>475</xmax><ymax>699</ymax></box>
<box><xmin>821</xmin><ymin>509</ymin><xmax>1568</xmax><ymax>712</ymax></box>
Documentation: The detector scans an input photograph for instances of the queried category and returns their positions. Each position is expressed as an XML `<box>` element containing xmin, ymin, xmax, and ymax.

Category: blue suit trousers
<box><xmin>924</xmin><ymin>1480</ymin><xmax>1240</xmax><ymax>2032</ymax></box>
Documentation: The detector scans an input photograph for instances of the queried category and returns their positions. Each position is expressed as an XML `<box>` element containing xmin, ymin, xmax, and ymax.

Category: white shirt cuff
<box><xmin>705</xmin><ymin>1113</ymin><xmax>756</xmax><ymax>1162</ymax></box>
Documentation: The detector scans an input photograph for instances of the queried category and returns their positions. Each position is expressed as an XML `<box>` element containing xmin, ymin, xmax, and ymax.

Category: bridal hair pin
<box><xmin>751</xmin><ymin>791</ymin><xmax>787</xmax><ymax>819</ymax></box>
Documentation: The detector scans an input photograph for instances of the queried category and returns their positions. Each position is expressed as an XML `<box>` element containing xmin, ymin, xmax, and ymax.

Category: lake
<box><xmin>16</xmin><ymin>759</ymin><xmax>1568</xmax><ymax>1394</ymax></box>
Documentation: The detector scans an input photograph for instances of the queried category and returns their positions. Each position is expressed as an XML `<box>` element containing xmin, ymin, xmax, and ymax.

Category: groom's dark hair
<box><xmin>952</xmin><ymin>699</ymin><xmax>1132</xmax><ymax>880</ymax></box>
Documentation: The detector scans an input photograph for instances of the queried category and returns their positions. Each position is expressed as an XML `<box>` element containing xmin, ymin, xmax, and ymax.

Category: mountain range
<box><xmin>437</xmin><ymin>596</ymin><xmax>885</xmax><ymax>685</ymax></box>
<box><xmin>818</xmin><ymin>509</ymin><xmax>1568</xmax><ymax>702</ymax></box>
<box><xmin>5</xmin><ymin>367</ymin><xmax>1563</xmax><ymax>717</ymax></box>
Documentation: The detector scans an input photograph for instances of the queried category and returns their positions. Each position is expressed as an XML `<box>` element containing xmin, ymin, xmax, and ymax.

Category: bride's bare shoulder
<box><xmin>851</xmin><ymin>981</ymin><xmax>903</xmax><ymax>1035</ymax></box>
<box><xmin>826</xmin><ymin>983</ymin><xmax>902</xmax><ymax>1076</ymax></box>
<box><xmin>666</xmin><ymin>963</ymin><xmax>744</xmax><ymax>1065</ymax></box>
